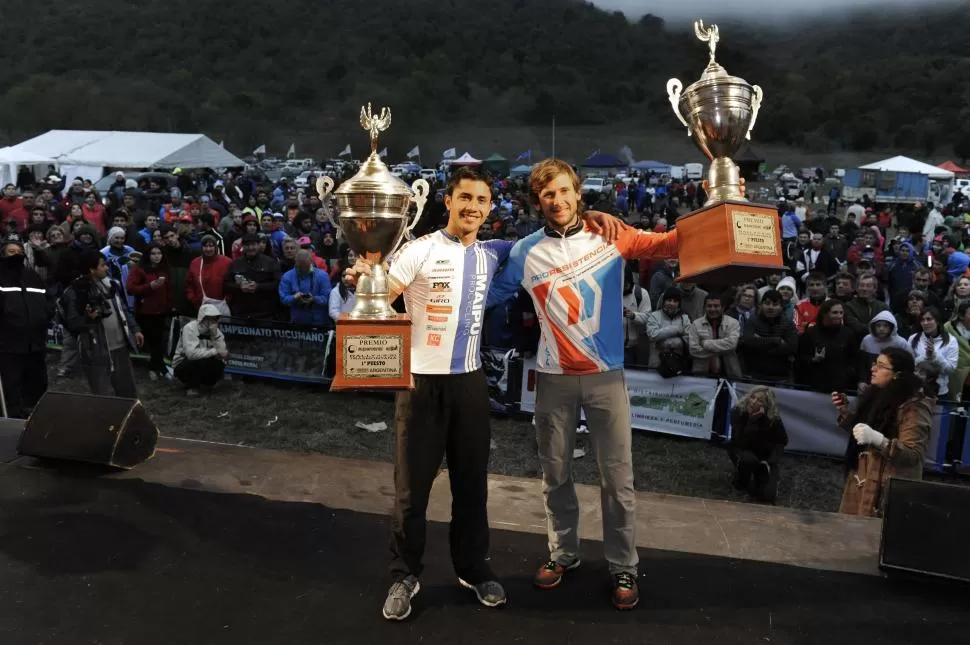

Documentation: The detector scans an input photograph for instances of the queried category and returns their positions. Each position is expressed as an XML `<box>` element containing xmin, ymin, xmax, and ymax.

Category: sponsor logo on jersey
<box><xmin>426</xmin><ymin>333</ymin><xmax>442</xmax><ymax>346</ymax></box>
<box><xmin>428</xmin><ymin>315</ymin><xmax>449</xmax><ymax>323</ymax></box>
<box><xmin>431</xmin><ymin>280</ymin><xmax>451</xmax><ymax>292</ymax></box>
<box><xmin>426</xmin><ymin>304</ymin><xmax>453</xmax><ymax>314</ymax></box>
<box><xmin>435</xmin><ymin>259</ymin><xmax>450</xmax><ymax>265</ymax></box>
<box><xmin>530</xmin><ymin>242</ymin><xmax>612</xmax><ymax>282</ymax></box>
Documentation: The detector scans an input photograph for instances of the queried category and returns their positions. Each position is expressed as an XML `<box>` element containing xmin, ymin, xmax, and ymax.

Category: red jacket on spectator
<box><xmin>82</xmin><ymin>203</ymin><xmax>108</xmax><ymax>239</ymax></box>
<box><xmin>0</xmin><ymin>197</ymin><xmax>27</xmax><ymax>232</ymax></box>
<box><xmin>186</xmin><ymin>253</ymin><xmax>232</xmax><ymax>309</ymax></box>
<box><xmin>794</xmin><ymin>297</ymin><xmax>824</xmax><ymax>334</ymax></box>
<box><xmin>126</xmin><ymin>264</ymin><xmax>172</xmax><ymax>315</ymax></box>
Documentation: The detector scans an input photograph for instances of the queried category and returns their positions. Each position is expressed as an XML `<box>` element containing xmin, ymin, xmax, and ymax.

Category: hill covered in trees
<box><xmin>0</xmin><ymin>0</ymin><xmax>966</xmax><ymax>159</ymax></box>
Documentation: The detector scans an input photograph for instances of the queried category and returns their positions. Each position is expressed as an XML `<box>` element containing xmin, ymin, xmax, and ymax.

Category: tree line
<box><xmin>0</xmin><ymin>0</ymin><xmax>966</xmax><ymax>160</ymax></box>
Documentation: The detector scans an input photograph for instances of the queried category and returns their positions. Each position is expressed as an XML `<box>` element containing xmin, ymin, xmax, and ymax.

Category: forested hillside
<box><xmin>0</xmin><ymin>0</ymin><xmax>965</xmax><ymax>158</ymax></box>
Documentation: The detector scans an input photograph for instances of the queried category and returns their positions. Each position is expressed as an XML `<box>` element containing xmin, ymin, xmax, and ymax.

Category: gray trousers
<box><xmin>534</xmin><ymin>369</ymin><xmax>637</xmax><ymax>575</ymax></box>
<box><xmin>58</xmin><ymin>328</ymin><xmax>79</xmax><ymax>373</ymax></box>
<box><xmin>83</xmin><ymin>347</ymin><xmax>138</xmax><ymax>399</ymax></box>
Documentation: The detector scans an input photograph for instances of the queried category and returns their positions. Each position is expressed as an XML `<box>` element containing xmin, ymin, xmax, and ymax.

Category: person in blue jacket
<box><xmin>278</xmin><ymin>250</ymin><xmax>332</xmax><ymax>326</ymax></box>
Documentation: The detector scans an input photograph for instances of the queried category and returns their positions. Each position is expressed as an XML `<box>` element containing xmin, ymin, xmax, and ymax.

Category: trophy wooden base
<box><xmin>330</xmin><ymin>314</ymin><xmax>414</xmax><ymax>391</ymax></box>
<box><xmin>675</xmin><ymin>200</ymin><xmax>785</xmax><ymax>285</ymax></box>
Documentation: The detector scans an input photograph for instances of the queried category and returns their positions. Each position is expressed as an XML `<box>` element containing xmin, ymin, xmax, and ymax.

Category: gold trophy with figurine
<box><xmin>316</xmin><ymin>104</ymin><xmax>429</xmax><ymax>390</ymax></box>
<box><xmin>666</xmin><ymin>21</ymin><xmax>784</xmax><ymax>283</ymax></box>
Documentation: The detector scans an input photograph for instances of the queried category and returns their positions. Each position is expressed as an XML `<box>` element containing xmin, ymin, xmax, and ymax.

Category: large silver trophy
<box><xmin>662</xmin><ymin>21</ymin><xmax>783</xmax><ymax>285</ymax></box>
<box><xmin>666</xmin><ymin>20</ymin><xmax>763</xmax><ymax>206</ymax></box>
<box><xmin>317</xmin><ymin>103</ymin><xmax>429</xmax><ymax>319</ymax></box>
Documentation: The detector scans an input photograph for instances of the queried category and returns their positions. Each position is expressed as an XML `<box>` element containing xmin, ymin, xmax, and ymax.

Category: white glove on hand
<box><xmin>852</xmin><ymin>423</ymin><xmax>887</xmax><ymax>447</ymax></box>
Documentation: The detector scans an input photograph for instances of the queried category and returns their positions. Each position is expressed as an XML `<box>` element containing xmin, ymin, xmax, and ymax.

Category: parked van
<box><xmin>954</xmin><ymin>177</ymin><xmax>970</xmax><ymax>196</ymax></box>
<box><xmin>684</xmin><ymin>163</ymin><xmax>704</xmax><ymax>180</ymax></box>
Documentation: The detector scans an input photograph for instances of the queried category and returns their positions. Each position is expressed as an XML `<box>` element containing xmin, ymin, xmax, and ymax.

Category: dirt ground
<box><xmin>46</xmin><ymin>360</ymin><xmax>853</xmax><ymax>512</ymax></box>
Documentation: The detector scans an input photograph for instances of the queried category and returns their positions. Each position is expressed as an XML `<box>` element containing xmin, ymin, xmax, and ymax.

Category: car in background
<box><xmin>581</xmin><ymin>177</ymin><xmax>611</xmax><ymax>196</ymax></box>
<box><xmin>94</xmin><ymin>171</ymin><xmax>178</xmax><ymax>203</ymax></box>
<box><xmin>293</xmin><ymin>169</ymin><xmax>323</xmax><ymax>189</ymax></box>
<box><xmin>420</xmin><ymin>168</ymin><xmax>437</xmax><ymax>181</ymax></box>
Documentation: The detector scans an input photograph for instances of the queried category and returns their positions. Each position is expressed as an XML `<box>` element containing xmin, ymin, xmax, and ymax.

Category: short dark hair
<box><xmin>835</xmin><ymin>272</ymin><xmax>856</xmax><ymax>287</ymax></box>
<box><xmin>446</xmin><ymin>166</ymin><xmax>491</xmax><ymax>198</ymax></box>
<box><xmin>704</xmin><ymin>292</ymin><xmax>722</xmax><ymax>304</ymax></box>
<box><xmin>806</xmin><ymin>271</ymin><xmax>826</xmax><ymax>285</ymax></box>
<box><xmin>761</xmin><ymin>289</ymin><xmax>782</xmax><ymax>304</ymax></box>
<box><xmin>79</xmin><ymin>249</ymin><xmax>103</xmax><ymax>272</ymax></box>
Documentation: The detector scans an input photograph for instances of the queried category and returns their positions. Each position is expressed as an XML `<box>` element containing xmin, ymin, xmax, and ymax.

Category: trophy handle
<box><xmin>315</xmin><ymin>176</ymin><xmax>338</xmax><ymax>229</ymax></box>
<box><xmin>403</xmin><ymin>178</ymin><xmax>430</xmax><ymax>240</ymax></box>
<box><xmin>666</xmin><ymin>78</ymin><xmax>691</xmax><ymax>135</ymax></box>
<box><xmin>746</xmin><ymin>85</ymin><xmax>764</xmax><ymax>141</ymax></box>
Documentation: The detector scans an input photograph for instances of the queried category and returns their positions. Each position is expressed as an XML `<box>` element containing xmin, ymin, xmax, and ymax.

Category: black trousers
<box><xmin>389</xmin><ymin>368</ymin><xmax>493</xmax><ymax>584</ymax></box>
<box><xmin>731</xmin><ymin>449</ymin><xmax>780</xmax><ymax>503</ymax></box>
<box><xmin>0</xmin><ymin>351</ymin><xmax>48</xmax><ymax>419</ymax></box>
<box><xmin>136</xmin><ymin>314</ymin><xmax>168</xmax><ymax>373</ymax></box>
<box><xmin>174</xmin><ymin>357</ymin><xmax>225</xmax><ymax>389</ymax></box>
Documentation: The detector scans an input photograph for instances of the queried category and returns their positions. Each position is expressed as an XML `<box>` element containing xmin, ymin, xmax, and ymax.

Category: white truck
<box><xmin>684</xmin><ymin>163</ymin><xmax>704</xmax><ymax>180</ymax></box>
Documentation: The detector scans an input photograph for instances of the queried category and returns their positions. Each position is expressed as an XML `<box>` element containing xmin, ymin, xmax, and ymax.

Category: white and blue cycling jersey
<box><xmin>388</xmin><ymin>230</ymin><xmax>513</xmax><ymax>375</ymax></box>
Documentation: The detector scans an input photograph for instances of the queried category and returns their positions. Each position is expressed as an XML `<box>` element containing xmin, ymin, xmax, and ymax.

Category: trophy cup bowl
<box><xmin>320</xmin><ymin>103</ymin><xmax>429</xmax><ymax>391</ymax></box>
<box><xmin>664</xmin><ymin>21</ymin><xmax>783</xmax><ymax>285</ymax></box>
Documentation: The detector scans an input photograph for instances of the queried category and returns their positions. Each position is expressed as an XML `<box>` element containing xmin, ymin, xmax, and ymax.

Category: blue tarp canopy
<box><xmin>631</xmin><ymin>159</ymin><xmax>671</xmax><ymax>172</ymax></box>
<box><xmin>582</xmin><ymin>153</ymin><xmax>626</xmax><ymax>168</ymax></box>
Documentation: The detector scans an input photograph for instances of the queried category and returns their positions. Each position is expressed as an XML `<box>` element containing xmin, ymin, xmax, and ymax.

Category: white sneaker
<box><xmin>148</xmin><ymin>371</ymin><xmax>158</xmax><ymax>382</ymax></box>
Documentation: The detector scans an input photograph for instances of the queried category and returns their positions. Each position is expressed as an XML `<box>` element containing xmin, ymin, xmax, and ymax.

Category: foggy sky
<box><xmin>589</xmin><ymin>0</ymin><xmax>963</xmax><ymax>23</ymax></box>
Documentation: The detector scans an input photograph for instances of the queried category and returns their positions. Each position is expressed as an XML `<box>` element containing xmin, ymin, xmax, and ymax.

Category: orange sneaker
<box><xmin>533</xmin><ymin>559</ymin><xmax>581</xmax><ymax>589</ymax></box>
<box><xmin>611</xmin><ymin>572</ymin><xmax>639</xmax><ymax>610</ymax></box>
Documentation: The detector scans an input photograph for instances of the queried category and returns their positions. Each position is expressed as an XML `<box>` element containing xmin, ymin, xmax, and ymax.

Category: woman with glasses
<box><xmin>830</xmin><ymin>347</ymin><xmax>932</xmax><ymax>517</ymax></box>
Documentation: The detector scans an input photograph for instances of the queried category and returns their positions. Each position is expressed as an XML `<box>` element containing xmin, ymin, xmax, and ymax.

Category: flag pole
<box><xmin>552</xmin><ymin>114</ymin><xmax>556</xmax><ymax>159</ymax></box>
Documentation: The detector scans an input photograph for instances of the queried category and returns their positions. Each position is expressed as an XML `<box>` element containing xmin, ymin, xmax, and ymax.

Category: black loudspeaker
<box><xmin>879</xmin><ymin>477</ymin><xmax>970</xmax><ymax>583</ymax></box>
<box><xmin>17</xmin><ymin>392</ymin><xmax>159</xmax><ymax>469</ymax></box>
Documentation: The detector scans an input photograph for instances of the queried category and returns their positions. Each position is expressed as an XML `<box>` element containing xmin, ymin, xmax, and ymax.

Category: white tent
<box><xmin>0</xmin><ymin>147</ymin><xmax>56</xmax><ymax>190</ymax></box>
<box><xmin>450</xmin><ymin>152</ymin><xmax>482</xmax><ymax>166</ymax></box>
<box><xmin>859</xmin><ymin>155</ymin><xmax>954</xmax><ymax>180</ymax></box>
<box><xmin>3</xmin><ymin>130</ymin><xmax>245</xmax><ymax>183</ymax></box>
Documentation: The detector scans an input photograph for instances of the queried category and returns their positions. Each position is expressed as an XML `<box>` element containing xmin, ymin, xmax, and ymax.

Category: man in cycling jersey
<box><xmin>487</xmin><ymin>158</ymin><xmax>679</xmax><ymax>610</ymax></box>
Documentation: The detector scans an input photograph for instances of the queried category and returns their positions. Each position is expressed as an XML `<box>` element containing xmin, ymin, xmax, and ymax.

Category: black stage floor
<box><xmin>0</xmin><ymin>465</ymin><xmax>966</xmax><ymax>645</ymax></box>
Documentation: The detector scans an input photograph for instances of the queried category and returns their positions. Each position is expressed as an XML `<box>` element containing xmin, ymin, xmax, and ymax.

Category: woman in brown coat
<box><xmin>830</xmin><ymin>347</ymin><xmax>932</xmax><ymax>517</ymax></box>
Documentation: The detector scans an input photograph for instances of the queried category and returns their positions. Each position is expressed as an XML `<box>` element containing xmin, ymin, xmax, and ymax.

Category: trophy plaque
<box><xmin>666</xmin><ymin>21</ymin><xmax>784</xmax><ymax>284</ymax></box>
<box><xmin>318</xmin><ymin>103</ymin><xmax>429</xmax><ymax>390</ymax></box>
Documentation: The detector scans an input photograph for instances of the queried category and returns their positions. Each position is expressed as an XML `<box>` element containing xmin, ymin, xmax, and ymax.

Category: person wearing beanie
<box><xmin>0</xmin><ymin>235</ymin><xmax>54</xmax><ymax>417</ymax></box>
<box><xmin>739</xmin><ymin>288</ymin><xmax>798</xmax><ymax>382</ymax></box>
<box><xmin>101</xmin><ymin>226</ymin><xmax>136</xmax><ymax>308</ymax></box>
<box><xmin>186</xmin><ymin>235</ymin><xmax>232</xmax><ymax>316</ymax></box>
<box><xmin>775</xmin><ymin>275</ymin><xmax>798</xmax><ymax>324</ymax></box>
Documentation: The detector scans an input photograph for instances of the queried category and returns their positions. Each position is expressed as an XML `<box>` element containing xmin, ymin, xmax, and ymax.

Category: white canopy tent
<box><xmin>0</xmin><ymin>147</ymin><xmax>56</xmax><ymax>188</ymax></box>
<box><xmin>859</xmin><ymin>155</ymin><xmax>955</xmax><ymax>180</ymax></box>
<box><xmin>3</xmin><ymin>130</ymin><xmax>245</xmax><ymax>184</ymax></box>
<box><xmin>449</xmin><ymin>152</ymin><xmax>482</xmax><ymax>166</ymax></box>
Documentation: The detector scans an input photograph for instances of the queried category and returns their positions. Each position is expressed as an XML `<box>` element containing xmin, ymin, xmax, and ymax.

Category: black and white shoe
<box><xmin>382</xmin><ymin>576</ymin><xmax>420</xmax><ymax>621</ymax></box>
<box><xmin>458</xmin><ymin>578</ymin><xmax>507</xmax><ymax>607</ymax></box>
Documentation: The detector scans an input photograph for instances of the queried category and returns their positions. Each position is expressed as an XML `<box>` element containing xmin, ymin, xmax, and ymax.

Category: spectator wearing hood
<box><xmin>0</xmin><ymin>235</ymin><xmax>54</xmax><ymax>418</ymax></box>
<box><xmin>858</xmin><ymin>309</ymin><xmax>913</xmax><ymax>391</ymax></box>
<box><xmin>186</xmin><ymin>235</ymin><xmax>233</xmax><ymax>316</ymax></box>
<box><xmin>886</xmin><ymin>241</ymin><xmax>920</xmax><ymax>301</ymax></box>
<box><xmin>739</xmin><ymin>289</ymin><xmax>798</xmax><ymax>382</ymax></box>
<box><xmin>172</xmin><ymin>303</ymin><xmax>228</xmax><ymax>397</ymax></box>
<box><xmin>225</xmin><ymin>233</ymin><xmax>282</xmax><ymax>320</ymax></box>
<box><xmin>946</xmin><ymin>247</ymin><xmax>970</xmax><ymax>280</ymax></box>
<box><xmin>279</xmin><ymin>250</ymin><xmax>332</xmax><ymax>326</ymax></box>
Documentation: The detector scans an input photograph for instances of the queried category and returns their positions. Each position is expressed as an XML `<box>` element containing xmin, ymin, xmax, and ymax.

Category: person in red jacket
<box><xmin>81</xmin><ymin>192</ymin><xmax>108</xmax><ymax>240</ymax></box>
<box><xmin>126</xmin><ymin>243</ymin><xmax>172</xmax><ymax>380</ymax></box>
<box><xmin>186</xmin><ymin>235</ymin><xmax>232</xmax><ymax>315</ymax></box>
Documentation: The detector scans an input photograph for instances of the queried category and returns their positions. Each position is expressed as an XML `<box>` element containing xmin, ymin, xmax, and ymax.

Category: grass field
<box><xmin>47</xmin><ymin>360</ymin><xmax>853</xmax><ymax>512</ymax></box>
